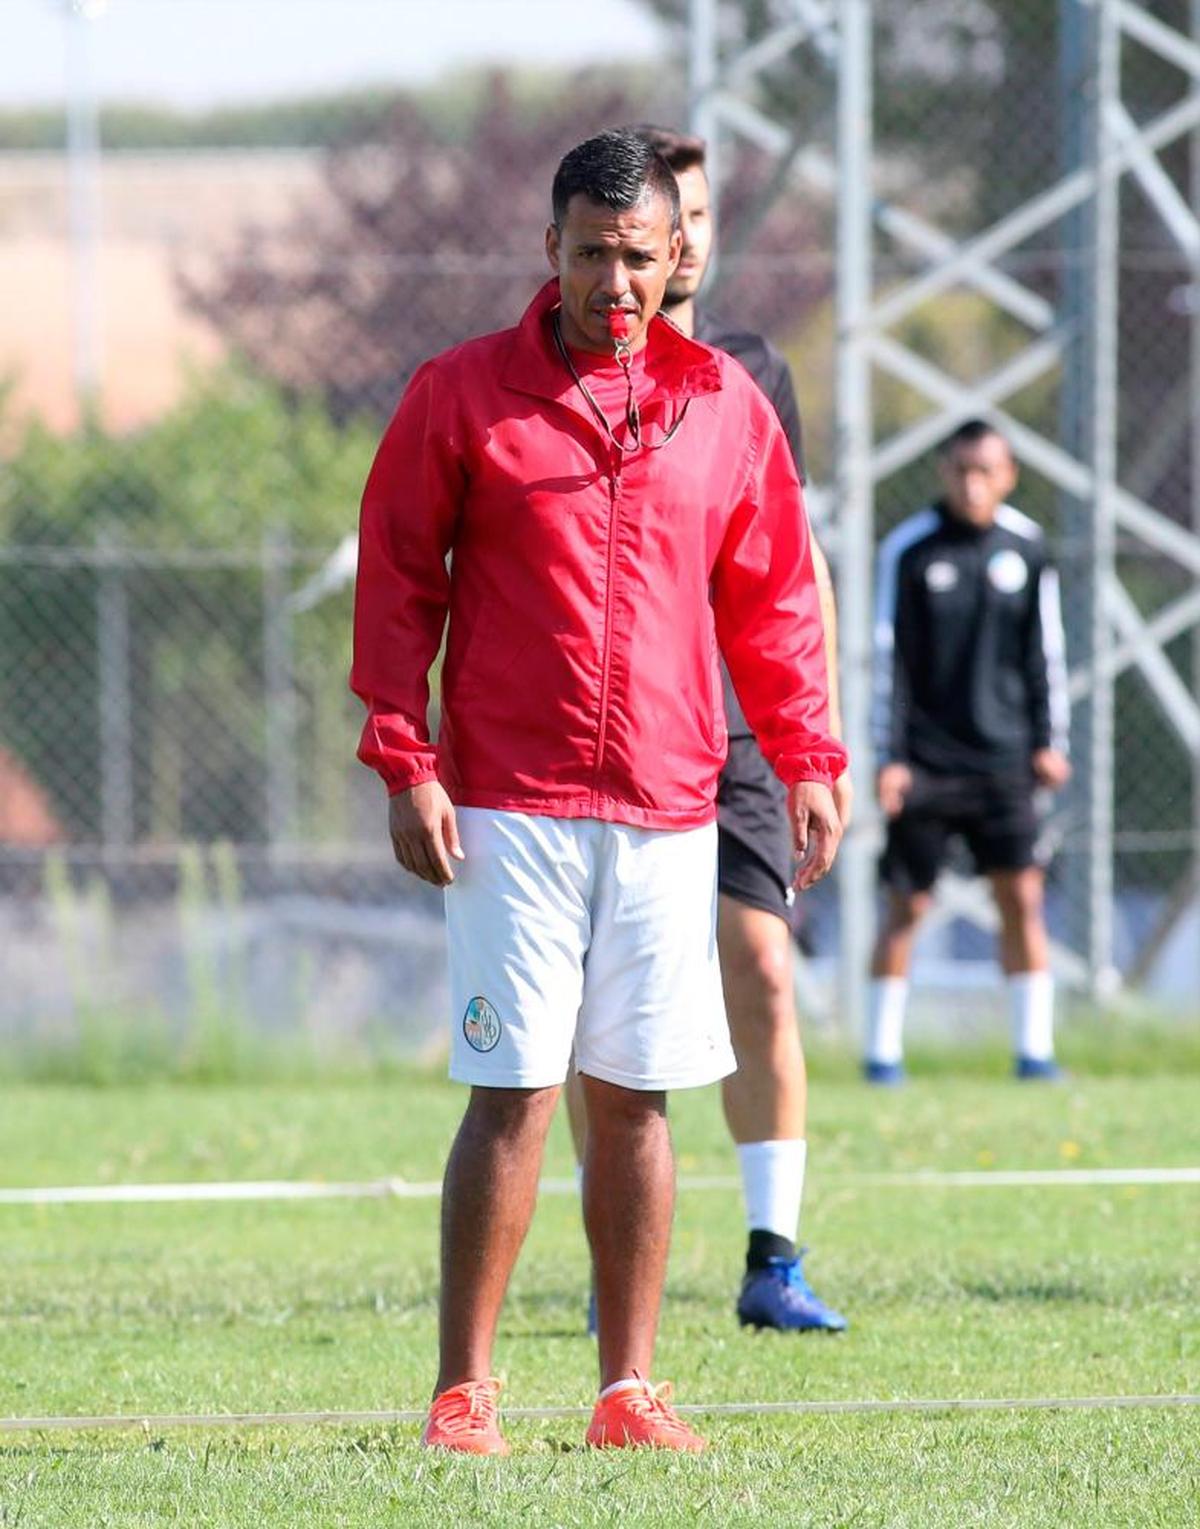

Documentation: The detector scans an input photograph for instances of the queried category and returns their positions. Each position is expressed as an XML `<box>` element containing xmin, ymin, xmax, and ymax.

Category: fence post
<box><xmin>262</xmin><ymin>527</ymin><xmax>300</xmax><ymax>855</ymax></box>
<box><xmin>97</xmin><ymin>530</ymin><xmax>133</xmax><ymax>854</ymax></box>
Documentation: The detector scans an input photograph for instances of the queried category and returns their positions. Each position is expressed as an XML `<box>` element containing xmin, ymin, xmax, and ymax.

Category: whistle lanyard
<box><xmin>552</xmin><ymin>313</ymin><xmax>690</xmax><ymax>454</ymax></box>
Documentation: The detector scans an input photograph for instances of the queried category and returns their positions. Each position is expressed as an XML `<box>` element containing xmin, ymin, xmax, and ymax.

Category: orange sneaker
<box><xmin>421</xmin><ymin>1377</ymin><xmax>509</xmax><ymax>1455</ymax></box>
<box><xmin>585</xmin><ymin>1373</ymin><xmax>707</xmax><ymax>1453</ymax></box>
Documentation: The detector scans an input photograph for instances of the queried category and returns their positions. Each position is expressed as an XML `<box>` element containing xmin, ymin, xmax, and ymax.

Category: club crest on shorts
<box><xmin>462</xmin><ymin>995</ymin><xmax>502</xmax><ymax>1053</ymax></box>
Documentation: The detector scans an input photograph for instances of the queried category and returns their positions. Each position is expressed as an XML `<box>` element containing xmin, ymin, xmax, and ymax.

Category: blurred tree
<box><xmin>0</xmin><ymin>90</ymin><xmax>400</xmax><ymax>151</ymax></box>
<box><xmin>182</xmin><ymin>74</ymin><xmax>831</xmax><ymax>421</ymax></box>
<box><xmin>0</xmin><ymin>366</ymin><xmax>374</xmax><ymax>551</ymax></box>
<box><xmin>183</xmin><ymin>79</ymin><xmax>637</xmax><ymax>420</ymax></box>
<box><xmin>0</xmin><ymin>369</ymin><xmax>376</xmax><ymax>842</ymax></box>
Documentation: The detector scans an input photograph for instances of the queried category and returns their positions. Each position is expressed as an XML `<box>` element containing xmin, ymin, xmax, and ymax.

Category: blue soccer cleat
<box><xmin>863</xmin><ymin>1059</ymin><xmax>906</xmax><ymax>1086</ymax></box>
<box><xmin>736</xmin><ymin>1251</ymin><xmax>848</xmax><ymax>1333</ymax></box>
<box><xmin>1015</xmin><ymin>1055</ymin><xmax>1065</xmax><ymax>1082</ymax></box>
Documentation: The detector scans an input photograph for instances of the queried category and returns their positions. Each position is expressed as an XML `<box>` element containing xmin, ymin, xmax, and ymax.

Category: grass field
<box><xmin>1</xmin><ymin>1062</ymin><xmax>1197</xmax><ymax>1526</ymax></box>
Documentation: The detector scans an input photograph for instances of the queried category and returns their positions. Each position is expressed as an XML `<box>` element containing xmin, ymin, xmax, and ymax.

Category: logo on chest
<box><xmin>925</xmin><ymin>559</ymin><xmax>959</xmax><ymax>593</ymax></box>
<box><xmin>987</xmin><ymin>548</ymin><xmax>1028</xmax><ymax>594</ymax></box>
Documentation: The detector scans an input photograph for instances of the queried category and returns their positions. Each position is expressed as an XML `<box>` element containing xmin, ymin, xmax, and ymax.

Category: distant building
<box><xmin>0</xmin><ymin>149</ymin><xmax>320</xmax><ymax>434</ymax></box>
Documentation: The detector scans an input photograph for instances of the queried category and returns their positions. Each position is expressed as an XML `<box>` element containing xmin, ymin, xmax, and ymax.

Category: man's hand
<box><xmin>832</xmin><ymin>770</ymin><xmax>854</xmax><ymax>829</ymax></box>
<box><xmin>1032</xmin><ymin>748</ymin><xmax>1072</xmax><ymax>790</ymax></box>
<box><xmin>876</xmin><ymin>762</ymin><xmax>913</xmax><ymax>819</ymax></box>
<box><xmin>789</xmin><ymin>781</ymin><xmax>842</xmax><ymax>891</ymax></box>
<box><xmin>388</xmin><ymin>781</ymin><xmax>464</xmax><ymax>886</ymax></box>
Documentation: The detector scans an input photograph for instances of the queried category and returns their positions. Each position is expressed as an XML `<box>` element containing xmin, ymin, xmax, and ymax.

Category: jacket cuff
<box><xmin>774</xmin><ymin>740</ymin><xmax>850</xmax><ymax>790</ymax></box>
<box><xmin>365</xmin><ymin>746</ymin><xmax>440</xmax><ymax>795</ymax></box>
<box><xmin>380</xmin><ymin>758</ymin><xmax>440</xmax><ymax>797</ymax></box>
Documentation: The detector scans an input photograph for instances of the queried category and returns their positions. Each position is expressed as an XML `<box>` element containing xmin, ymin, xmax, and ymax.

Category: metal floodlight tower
<box><xmin>687</xmin><ymin>0</ymin><xmax>1200</xmax><ymax>1023</ymax></box>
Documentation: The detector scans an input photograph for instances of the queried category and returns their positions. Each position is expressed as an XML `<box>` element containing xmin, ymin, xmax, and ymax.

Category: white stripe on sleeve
<box><xmin>1039</xmin><ymin>565</ymin><xmax>1070</xmax><ymax>754</ymax></box>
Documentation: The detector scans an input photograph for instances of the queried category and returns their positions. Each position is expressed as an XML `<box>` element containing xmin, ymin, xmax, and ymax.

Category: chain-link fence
<box><xmin>859</xmin><ymin>0</ymin><xmax>1200</xmax><ymax>1009</ymax></box>
<box><xmin>1</xmin><ymin>1</ymin><xmax>1198</xmax><ymax>1061</ymax></box>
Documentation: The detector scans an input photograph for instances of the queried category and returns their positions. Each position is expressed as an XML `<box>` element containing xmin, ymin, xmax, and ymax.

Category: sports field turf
<box><xmin>1</xmin><ymin>1066</ymin><xmax>1197</xmax><ymax>1525</ymax></box>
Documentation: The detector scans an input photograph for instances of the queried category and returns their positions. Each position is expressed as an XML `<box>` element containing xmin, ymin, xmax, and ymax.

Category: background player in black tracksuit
<box><xmin>566</xmin><ymin>125</ymin><xmax>850</xmax><ymax>1332</ymax></box>
<box><xmin>866</xmin><ymin>420</ymin><xmax>1072</xmax><ymax>1084</ymax></box>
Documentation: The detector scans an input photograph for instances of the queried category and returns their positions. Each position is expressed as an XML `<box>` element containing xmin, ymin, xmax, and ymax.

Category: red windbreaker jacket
<box><xmin>351</xmin><ymin>280</ymin><xmax>847</xmax><ymax>830</ymax></box>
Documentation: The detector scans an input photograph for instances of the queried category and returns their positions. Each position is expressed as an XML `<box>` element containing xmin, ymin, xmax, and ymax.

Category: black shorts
<box><xmin>716</xmin><ymin>736</ymin><xmax>793</xmax><ymax>920</ymax></box>
<box><xmin>880</xmin><ymin>769</ymin><xmax>1040</xmax><ymax>894</ymax></box>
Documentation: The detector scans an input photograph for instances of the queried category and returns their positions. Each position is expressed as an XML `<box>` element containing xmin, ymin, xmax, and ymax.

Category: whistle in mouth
<box><xmin>607</xmin><ymin>309</ymin><xmax>631</xmax><ymax>341</ymax></box>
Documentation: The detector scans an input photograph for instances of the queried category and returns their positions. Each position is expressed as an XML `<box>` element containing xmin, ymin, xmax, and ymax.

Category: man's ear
<box><xmin>545</xmin><ymin>222</ymin><xmax>561</xmax><ymax>274</ymax></box>
<box><xmin>666</xmin><ymin>227</ymin><xmax>683</xmax><ymax>275</ymax></box>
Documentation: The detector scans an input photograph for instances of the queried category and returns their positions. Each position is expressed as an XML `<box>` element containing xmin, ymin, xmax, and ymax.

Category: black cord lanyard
<box><xmin>552</xmin><ymin>312</ymin><xmax>690</xmax><ymax>454</ymax></box>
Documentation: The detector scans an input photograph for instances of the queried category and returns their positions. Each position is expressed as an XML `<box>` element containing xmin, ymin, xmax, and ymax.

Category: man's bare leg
<box><xmin>990</xmin><ymin>867</ymin><xmax>1059</xmax><ymax>1072</ymax></box>
<box><xmin>435</xmin><ymin>1083</ymin><xmax>561</xmax><ymax>1394</ymax></box>
<box><xmin>581</xmin><ymin>1074</ymin><xmax>673</xmax><ymax>1388</ymax></box>
<box><xmin>871</xmin><ymin>887</ymin><xmax>934</xmax><ymax>979</ymax></box>
<box><xmin>718</xmin><ymin>896</ymin><xmax>805</xmax><ymax>1142</ymax></box>
<box><xmin>718</xmin><ymin>894</ymin><xmax>845</xmax><ymax>1329</ymax></box>
<box><xmin>990</xmin><ymin>866</ymin><xmax>1050</xmax><ymax>974</ymax></box>
<box><xmin>864</xmin><ymin>887</ymin><xmax>934</xmax><ymax>1075</ymax></box>
<box><xmin>565</xmin><ymin>1065</ymin><xmax>588</xmax><ymax>1160</ymax></box>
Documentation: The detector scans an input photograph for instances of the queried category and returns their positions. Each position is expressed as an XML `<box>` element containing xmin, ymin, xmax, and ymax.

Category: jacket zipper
<box><xmin>591</xmin><ymin>449</ymin><xmax>623</xmax><ymax>810</ymax></box>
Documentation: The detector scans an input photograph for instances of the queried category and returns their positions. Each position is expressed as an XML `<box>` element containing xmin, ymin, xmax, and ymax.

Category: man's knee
<box><xmin>731</xmin><ymin>936</ymin><xmax>791</xmax><ymax>1008</ymax></box>
<box><xmin>884</xmin><ymin>888</ymin><xmax>933</xmax><ymax>933</ymax></box>
<box><xmin>582</xmin><ymin>1076</ymin><xmax>666</xmax><ymax>1136</ymax></box>
<box><xmin>464</xmin><ymin>1084</ymin><xmax>561</xmax><ymax>1141</ymax></box>
<box><xmin>719</xmin><ymin>904</ymin><xmax>793</xmax><ymax>1009</ymax></box>
<box><xmin>993</xmin><ymin>868</ymin><xmax>1045</xmax><ymax>922</ymax></box>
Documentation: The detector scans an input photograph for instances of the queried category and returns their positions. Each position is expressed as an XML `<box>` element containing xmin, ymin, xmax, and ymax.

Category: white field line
<box><xmin>857</xmin><ymin>1167</ymin><xmax>1200</xmax><ymax>1187</ymax></box>
<box><xmin>0</xmin><ymin>1180</ymin><xmax>408</xmax><ymax>1205</ymax></box>
<box><xmin>1</xmin><ymin>1167</ymin><xmax>1199</xmax><ymax>1206</ymax></box>
<box><xmin>2</xmin><ymin>1393</ymin><xmax>1198</xmax><ymax>1434</ymax></box>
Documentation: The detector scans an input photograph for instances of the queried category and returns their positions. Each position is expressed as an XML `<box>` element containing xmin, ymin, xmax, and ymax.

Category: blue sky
<box><xmin>2</xmin><ymin>0</ymin><xmax>669</xmax><ymax>108</ymax></box>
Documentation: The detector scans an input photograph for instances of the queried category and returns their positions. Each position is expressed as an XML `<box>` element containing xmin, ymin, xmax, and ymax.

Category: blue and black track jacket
<box><xmin>872</xmin><ymin>503</ymin><xmax>1070</xmax><ymax>777</ymax></box>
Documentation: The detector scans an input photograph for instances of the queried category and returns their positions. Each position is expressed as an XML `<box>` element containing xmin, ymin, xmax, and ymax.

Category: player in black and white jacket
<box><xmin>866</xmin><ymin>419</ymin><xmax>1071</xmax><ymax>1083</ymax></box>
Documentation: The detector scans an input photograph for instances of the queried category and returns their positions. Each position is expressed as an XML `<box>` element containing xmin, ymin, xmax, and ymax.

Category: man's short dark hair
<box><xmin>625</xmin><ymin>123</ymin><xmax>707</xmax><ymax>176</ymax></box>
<box><xmin>552</xmin><ymin>129</ymin><xmax>681</xmax><ymax>232</ymax></box>
<box><xmin>938</xmin><ymin>419</ymin><xmax>1012</xmax><ymax>456</ymax></box>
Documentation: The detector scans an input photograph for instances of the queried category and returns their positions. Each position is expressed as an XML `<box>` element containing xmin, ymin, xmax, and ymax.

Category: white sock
<box><xmin>866</xmin><ymin>977</ymin><xmax>909</xmax><ymax>1065</ymax></box>
<box><xmin>736</xmin><ymin>1139</ymin><xmax>807</xmax><ymax>1240</ymax></box>
<box><xmin>598</xmin><ymin>1376</ymin><xmax>644</xmax><ymax>1400</ymax></box>
<box><xmin>1009</xmin><ymin>970</ymin><xmax>1055</xmax><ymax>1061</ymax></box>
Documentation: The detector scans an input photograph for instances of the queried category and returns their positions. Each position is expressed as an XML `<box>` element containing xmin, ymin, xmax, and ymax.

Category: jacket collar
<box><xmin>501</xmin><ymin>279</ymin><xmax>724</xmax><ymax>406</ymax></box>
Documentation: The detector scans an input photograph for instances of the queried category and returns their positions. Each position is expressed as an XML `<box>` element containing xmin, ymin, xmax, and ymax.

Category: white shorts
<box><xmin>445</xmin><ymin>809</ymin><xmax>735</xmax><ymax>1092</ymax></box>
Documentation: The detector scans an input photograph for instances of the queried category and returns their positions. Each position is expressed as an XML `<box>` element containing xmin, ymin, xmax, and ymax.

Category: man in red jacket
<box><xmin>352</xmin><ymin>129</ymin><xmax>845</xmax><ymax>1456</ymax></box>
